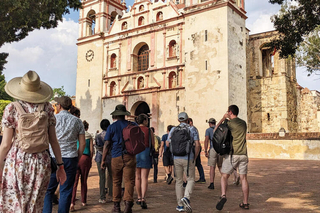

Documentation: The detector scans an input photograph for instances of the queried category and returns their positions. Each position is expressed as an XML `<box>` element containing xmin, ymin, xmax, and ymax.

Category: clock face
<box><xmin>86</xmin><ymin>50</ymin><xmax>94</xmax><ymax>62</ymax></box>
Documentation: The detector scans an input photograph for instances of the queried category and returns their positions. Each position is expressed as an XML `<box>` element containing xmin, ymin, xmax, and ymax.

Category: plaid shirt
<box><xmin>50</xmin><ymin>110</ymin><xmax>85</xmax><ymax>158</ymax></box>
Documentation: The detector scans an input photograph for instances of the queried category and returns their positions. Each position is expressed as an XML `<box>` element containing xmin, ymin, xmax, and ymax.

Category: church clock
<box><xmin>86</xmin><ymin>50</ymin><xmax>94</xmax><ymax>62</ymax></box>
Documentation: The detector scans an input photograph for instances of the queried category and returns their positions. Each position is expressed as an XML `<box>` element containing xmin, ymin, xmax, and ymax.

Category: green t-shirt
<box><xmin>227</xmin><ymin>117</ymin><xmax>247</xmax><ymax>155</ymax></box>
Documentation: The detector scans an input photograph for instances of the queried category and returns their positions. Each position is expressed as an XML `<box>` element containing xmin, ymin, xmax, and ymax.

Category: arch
<box><xmin>168</xmin><ymin>71</ymin><xmax>177</xmax><ymax>88</ymax></box>
<box><xmin>156</xmin><ymin>12</ymin><xmax>163</xmax><ymax>21</ymax></box>
<box><xmin>110</xmin><ymin>81</ymin><xmax>116</xmax><ymax>96</ymax></box>
<box><xmin>110</xmin><ymin>11</ymin><xmax>118</xmax><ymax>26</ymax></box>
<box><xmin>110</xmin><ymin>53</ymin><xmax>117</xmax><ymax>68</ymax></box>
<box><xmin>138</xmin><ymin>44</ymin><xmax>149</xmax><ymax>71</ymax></box>
<box><xmin>139</xmin><ymin>5</ymin><xmax>145</xmax><ymax>12</ymax></box>
<box><xmin>87</xmin><ymin>10</ymin><xmax>96</xmax><ymax>36</ymax></box>
<box><xmin>137</xmin><ymin>76</ymin><xmax>145</xmax><ymax>89</ymax></box>
<box><xmin>138</xmin><ymin>16</ymin><xmax>145</xmax><ymax>26</ymax></box>
<box><xmin>131</xmin><ymin>101</ymin><xmax>150</xmax><ymax>117</ymax></box>
<box><xmin>169</xmin><ymin>40</ymin><xmax>177</xmax><ymax>57</ymax></box>
<box><xmin>122</xmin><ymin>21</ymin><xmax>128</xmax><ymax>30</ymax></box>
<box><xmin>260</xmin><ymin>44</ymin><xmax>275</xmax><ymax>77</ymax></box>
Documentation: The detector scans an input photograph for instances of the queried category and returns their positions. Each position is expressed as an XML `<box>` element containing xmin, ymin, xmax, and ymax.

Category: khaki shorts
<box><xmin>208</xmin><ymin>148</ymin><xmax>223</xmax><ymax>168</ymax></box>
<box><xmin>221</xmin><ymin>155</ymin><xmax>248</xmax><ymax>175</ymax></box>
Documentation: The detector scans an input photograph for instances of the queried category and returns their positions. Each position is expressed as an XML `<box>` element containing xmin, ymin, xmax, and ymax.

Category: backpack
<box><xmin>12</xmin><ymin>102</ymin><xmax>49</xmax><ymax>153</ymax></box>
<box><xmin>122</xmin><ymin>122</ymin><xmax>146</xmax><ymax>155</ymax></box>
<box><xmin>154</xmin><ymin>135</ymin><xmax>160</xmax><ymax>153</ymax></box>
<box><xmin>170</xmin><ymin>125</ymin><xmax>193</xmax><ymax>156</ymax></box>
<box><xmin>212</xmin><ymin>121</ymin><xmax>233</xmax><ymax>155</ymax></box>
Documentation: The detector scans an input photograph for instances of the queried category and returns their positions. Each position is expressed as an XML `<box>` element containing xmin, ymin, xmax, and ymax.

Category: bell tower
<box><xmin>79</xmin><ymin>0</ymin><xmax>127</xmax><ymax>38</ymax></box>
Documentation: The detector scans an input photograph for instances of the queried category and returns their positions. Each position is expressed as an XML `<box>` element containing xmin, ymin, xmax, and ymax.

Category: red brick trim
<box><xmin>247</xmin><ymin>133</ymin><xmax>320</xmax><ymax>140</ymax></box>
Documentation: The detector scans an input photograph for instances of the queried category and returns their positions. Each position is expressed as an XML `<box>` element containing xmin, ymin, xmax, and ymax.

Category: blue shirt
<box><xmin>168</xmin><ymin>123</ymin><xmax>199</xmax><ymax>160</ymax></box>
<box><xmin>161</xmin><ymin>134</ymin><xmax>168</xmax><ymax>152</ymax></box>
<box><xmin>104</xmin><ymin>120</ymin><xmax>138</xmax><ymax>158</ymax></box>
<box><xmin>205</xmin><ymin>126</ymin><xmax>215</xmax><ymax>149</ymax></box>
<box><xmin>95</xmin><ymin>130</ymin><xmax>106</xmax><ymax>163</ymax></box>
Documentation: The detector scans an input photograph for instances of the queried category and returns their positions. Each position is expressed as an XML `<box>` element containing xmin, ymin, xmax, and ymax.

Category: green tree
<box><xmin>52</xmin><ymin>86</ymin><xmax>67</xmax><ymax>100</ymax></box>
<box><xmin>0</xmin><ymin>0</ymin><xmax>82</xmax><ymax>72</ymax></box>
<box><xmin>269</xmin><ymin>0</ymin><xmax>320</xmax><ymax>58</ymax></box>
<box><xmin>296</xmin><ymin>26</ymin><xmax>320</xmax><ymax>75</ymax></box>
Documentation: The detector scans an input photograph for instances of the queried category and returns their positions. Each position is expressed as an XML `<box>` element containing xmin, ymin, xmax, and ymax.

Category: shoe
<box><xmin>195</xmin><ymin>179</ymin><xmax>206</xmax><ymax>184</ymax></box>
<box><xmin>208</xmin><ymin>183</ymin><xmax>214</xmax><ymax>189</ymax></box>
<box><xmin>82</xmin><ymin>203</ymin><xmax>87</xmax><ymax>206</ymax></box>
<box><xmin>141</xmin><ymin>199</ymin><xmax>148</xmax><ymax>209</ymax></box>
<box><xmin>167</xmin><ymin>175</ymin><xmax>174</xmax><ymax>185</ymax></box>
<box><xmin>216</xmin><ymin>195</ymin><xmax>227</xmax><ymax>211</ymax></box>
<box><xmin>183</xmin><ymin>181</ymin><xmax>187</xmax><ymax>188</ymax></box>
<box><xmin>136</xmin><ymin>198</ymin><xmax>142</xmax><ymax>205</ymax></box>
<box><xmin>52</xmin><ymin>194</ymin><xmax>59</xmax><ymax>204</ymax></box>
<box><xmin>176</xmin><ymin>206</ymin><xmax>185</xmax><ymax>212</ymax></box>
<box><xmin>239</xmin><ymin>202</ymin><xmax>250</xmax><ymax>210</ymax></box>
<box><xmin>124</xmin><ymin>201</ymin><xmax>134</xmax><ymax>213</ymax></box>
<box><xmin>99</xmin><ymin>199</ymin><xmax>107</xmax><ymax>203</ymax></box>
<box><xmin>112</xmin><ymin>202</ymin><xmax>121</xmax><ymax>213</ymax></box>
<box><xmin>181</xmin><ymin>197</ymin><xmax>192</xmax><ymax>213</ymax></box>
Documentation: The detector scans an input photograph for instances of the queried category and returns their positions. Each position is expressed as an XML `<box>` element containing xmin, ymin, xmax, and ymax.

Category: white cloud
<box><xmin>0</xmin><ymin>18</ymin><xmax>78</xmax><ymax>96</ymax></box>
<box><xmin>247</xmin><ymin>13</ymin><xmax>275</xmax><ymax>35</ymax></box>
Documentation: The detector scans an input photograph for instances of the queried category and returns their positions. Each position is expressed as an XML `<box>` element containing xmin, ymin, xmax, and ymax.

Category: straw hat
<box><xmin>110</xmin><ymin>104</ymin><xmax>131</xmax><ymax>116</ymax></box>
<box><xmin>5</xmin><ymin>70</ymin><xmax>53</xmax><ymax>103</ymax></box>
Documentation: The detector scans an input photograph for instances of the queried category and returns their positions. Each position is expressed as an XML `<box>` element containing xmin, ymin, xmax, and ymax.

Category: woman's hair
<box><xmin>100</xmin><ymin>119</ymin><xmax>110</xmax><ymax>131</ymax></box>
<box><xmin>83</xmin><ymin>120</ymin><xmax>89</xmax><ymax>130</ymax></box>
<box><xmin>69</xmin><ymin>105</ymin><xmax>80</xmax><ymax>118</ymax></box>
<box><xmin>136</xmin><ymin>113</ymin><xmax>149</xmax><ymax>125</ymax></box>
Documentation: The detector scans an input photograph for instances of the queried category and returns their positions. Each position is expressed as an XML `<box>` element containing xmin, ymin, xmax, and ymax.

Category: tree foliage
<box><xmin>52</xmin><ymin>86</ymin><xmax>67</xmax><ymax>100</ymax></box>
<box><xmin>0</xmin><ymin>0</ymin><xmax>82</xmax><ymax>72</ymax></box>
<box><xmin>296</xmin><ymin>26</ymin><xmax>320</xmax><ymax>75</ymax></box>
<box><xmin>269</xmin><ymin>0</ymin><xmax>320</xmax><ymax>58</ymax></box>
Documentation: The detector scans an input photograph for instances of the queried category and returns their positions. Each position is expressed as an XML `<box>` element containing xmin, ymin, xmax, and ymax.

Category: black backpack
<box><xmin>170</xmin><ymin>125</ymin><xmax>193</xmax><ymax>156</ymax></box>
<box><xmin>212</xmin><ymin>121</ymin><xmax>233</xmax><ymax>155</ymax></box>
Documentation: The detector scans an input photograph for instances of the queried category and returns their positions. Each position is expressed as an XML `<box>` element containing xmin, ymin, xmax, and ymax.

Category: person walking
<box><xmin>215</xmin><ymin>105</ymin><xmax>249</xmax><ymax>210</ymax></box>
<box><xmin>203</xmin><ymin>118</ymin><xmax>223</xmax><ymax>189</ymax></box>
<box><xmin>151</xmin><ymin>127</ymin><xmax>161</xmax><ymax>183</ymax></box>
<box><xmin>0</xmin><ymin>71</ymin><xmax>66</xmax><ymax>212</ymax></box>
<box><xmin>43</xmin><ymin>96</ymin><xmax>86</xmax><ymax>213</ymax></box>
<box><xmin>70</xmin><ymin>120</ymin><xmax>94</xmax><ymax>211</ymax></box>
<box><xmin>159</xmin><ymin>125</ymin><xmax>174</xmax><ymax>184</ymax></box>
<box><xmin>95</xmin><ymin>119</ymin><xmax>111</xmax><ymax>203</ymax></box>
<box><xmin>168</xmin><ymin>112</ymin><xmax>200</xmax><ymax>213</ymax></box>
<box><xmin>135</xmin><ymin>114</ymin><xmax>154</xmax><ymax>209</ymax></box>
<box><xmin>101</xmin><ymin>104</ymin><xmax>137</xmax><ymax>213</ymax></box>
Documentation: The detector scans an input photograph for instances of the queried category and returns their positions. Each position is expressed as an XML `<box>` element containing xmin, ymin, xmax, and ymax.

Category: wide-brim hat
<box><xmin>110</xmin><ymin>104</ymin><xmax>131</xmax><ymax>116</ymax></box>
<box><xmin>5</xmin><ymin>70</ymin><xmax>53</xmax><ymax>103</ymax></box>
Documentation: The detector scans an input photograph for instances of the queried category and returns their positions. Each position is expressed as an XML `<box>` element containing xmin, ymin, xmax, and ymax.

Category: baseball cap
<box><xmin>208</xmin><ymin>118</ymin><xmax>216</xmax><ymax>124</ymax></box>
<box><xmin>178</xmin><ymin>112</ymin><xmax>189</xmax><ymax>122</ymax></box>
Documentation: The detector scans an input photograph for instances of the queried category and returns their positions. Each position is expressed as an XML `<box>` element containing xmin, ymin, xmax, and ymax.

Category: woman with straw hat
<box><xmin>0</xmin><ymin>71</ymin><xmax>66</xmax><ymax>212</ymax></box>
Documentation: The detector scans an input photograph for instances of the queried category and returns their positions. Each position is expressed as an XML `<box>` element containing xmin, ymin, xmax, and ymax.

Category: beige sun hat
<box><xmin>5</xmin><ymin>70</ymin><xmax>53</xmax><ymax>103</ymax></box>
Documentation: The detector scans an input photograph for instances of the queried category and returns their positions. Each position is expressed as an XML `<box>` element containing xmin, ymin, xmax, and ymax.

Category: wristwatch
<box><xmin>57</xmin><ymin>162</ymin><xmax>64</xmax><ymax>166</ymax></box>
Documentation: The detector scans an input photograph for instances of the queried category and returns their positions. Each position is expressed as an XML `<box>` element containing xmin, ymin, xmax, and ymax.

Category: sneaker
<box><xmin>216</xmin><ymin>195</ymin><xmax>227</xmax><ymax>211</ymax></box>
<box><xmin>181</xmin><ymin>197</ymin><xmax>192</xmax><ymax>213</ymax></box>
<box><xmin>208</xmin><ymin>182</ymin><xmax>214</xmax><ymax>189</ymax></box>
<box><xmin>176</xmin><ymin>206</ymin><xmax>185</xmax><ymax>212</ymax></box>
<box><xmin>183</xmin><ymin>181</ymin><xmax>187</xmax><ymax>188</ymax></box>
<box><xmin>167</xmin><ymin>175</ymin><xmax>174</xmax><ymax>185</ymax></box>
<box><xmin>99</xmin><ymin>199</ymin><xmax>107</xmax><ymax>203</ymax></box>
<box><xmin>195</xmin><ymin>179</ymin><xmax>206</xmax><ymax>184</ymax></box>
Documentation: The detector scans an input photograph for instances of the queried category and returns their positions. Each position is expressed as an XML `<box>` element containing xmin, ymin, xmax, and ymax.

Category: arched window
<box><xmin>110</xmin><ymin>11</ymin><xmax>118</xmax><ymax>27</ymax></box>
<box><xmin>138</xmin><ymin>45</ymin><xmax>149</xmax><ymax>71</ymax></box>
<box><xmin>110</xmin><ymin>81</ymin><xmax>116</xmax><ymax>96</ymax></box>
<box><xmin>138</xmin><ymin>16</ymin><xmax>145</xmax><ymax>26</ymax></box>
<box><xmin>169</xmin><ymin>40</ymin><xmax>177</xmax><ymax>57</ymax></box>
<box><xmin>122</xmin><ymin>22</ymin><xmax>128</xmax><ymax>30</ymax></box>
<box><xmin>168</xmin><ymin>72</ymin><xmax>177</xmax><ymax>88</ymax></box>
<box><xmin>156</xmin><ymin>12</ymin><xmax>163</xmax><ymax>21</ymax></box>
<box><xmin>110</xmin><ymin>54</ymin><xmax>117</xmax><ymax>68</ymax></box>
<box><xmin>87</xmin><ymin>10</ymin><xmax>96</xmax><ymax>36</ymax></box>
<box><xmin>137</xmin><ymin>77</ymin><xmax>144</xmax><ymax>89</ymax></box>
<box><xmin>261</xmin><ymin>46</ymin><xmax>275</xmax><ymax>77</ymax></box>
<box><xmin>139</xmin><ymin>5</ymin><xmax>144</xmax><ymax>12</ymax></box>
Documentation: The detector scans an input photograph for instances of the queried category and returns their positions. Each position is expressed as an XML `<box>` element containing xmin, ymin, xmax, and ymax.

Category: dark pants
<box><xmin>152</xmin><ymin>154</ymin><xmax>159</xmax><ymax>182</ymax></box>
<box><xmin>196</xmin><ymin>150</ymin><xmax>205</xmax><ymax>181</ymax></box>
<box><xmin>96</xmin><ymin>161</ymin><xmax>106</xmax><ymax>200</ymax></box>
<box><xmin>71</xmin><ymin>155</ymin><xmax>92</xmax><ymax>204</ymax></box>
<box><xmin>43</xmin><ymin>157</ymin><xmax>78</xmax><ymax>213</ymax></box>
<box><xmin>111</xmin><ymin>155</ymin><xmax>136</xmax><ymax>202</ymax></box>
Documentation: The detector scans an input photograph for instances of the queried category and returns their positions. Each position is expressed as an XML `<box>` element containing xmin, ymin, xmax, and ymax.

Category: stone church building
<box><xmin>76</xmin><ymin>0</ymin><xmax>320</xmax><ymax>136</ymax></box>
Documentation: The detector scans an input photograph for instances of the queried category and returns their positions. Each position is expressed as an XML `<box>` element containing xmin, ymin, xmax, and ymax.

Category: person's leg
<box><xmin>240</xmin><ymin>174</ymin><xmax>249</xmax><ymax>204</ymax></box>
<box><xmin>122</xmin><ymin>154</ymin><xmax>136</xmax><ymax>202</ymax></box>
<box><xmin>184</xmin><ymin>160</ymin><xmax>195</xmax><ymax>200</ymax></box>
<box><xmin>111</xmin><ymin>156</ymin><xmax>124</xmax><ymax>203</ymax></box>
<box><xmin>220</xmin><ymin>173</ymin><xmax>230</xmax><ymax>196</ymax></box>
<box><xmin>43</xmin><ymin>172</ymin><xmax>59</xmax><ymax>213</ymax></box>
<box><xmin>58</xmin><ymin>157</ymin><xmax>78</xmax><ymax>213</ymax></box>
<box><xmin>106</xmin><ymin>161</ymin><xmax>113</xmax><ymax>198</ymax></box>
<box><xmin>141</xmin><ymin>168</ymin><xmax>150</xmax><ymax>199</ymax></box>
<box><xmin>96</xmin><ymin>161</ymin><xmax>106</xmax><ymax>201</ymax></box>
<box><xmin>153</xmin><ymin>156</ymin><xmax>158</xmax><ymax>183</ymax></box>
<box><xmin>195</xmin><ymin>152</ymin><xmax>205</xmax><ymax>181</ymax></box>
<box><xmin>80</xmin><ymin>155</ymin><xmax>91</xmax><ymax>204</ymax></box>
<box><xmin>210</xmin><ymin>166</ymin><xmax>215</xmax><ymax>183</ymax></box>
<box><xmin>135</xmin><ymin>168</ymin><xmax>142</xmax><ymax>200</ymax></box>
<box><xmin>70</xmin><ymin>166</ymin><xmax>81</xmax><ymax>208</ymax></box>
<box><xmin>174</xmin><ymin>159</ymin><xmax>184</xmax><ymax>207</ymax></box>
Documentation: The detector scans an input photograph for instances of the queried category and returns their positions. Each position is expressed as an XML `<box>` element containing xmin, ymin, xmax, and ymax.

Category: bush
<box><xmin>0</xmin><ymin>100</ymin><xmax>11</xmax><ymax>122</ymax></box>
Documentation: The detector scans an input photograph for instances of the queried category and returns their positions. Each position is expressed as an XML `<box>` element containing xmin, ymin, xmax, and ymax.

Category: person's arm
<box><xmin>159</xmin><ymin>141</ymin><xmax>164</xmax><ymax>158</ymax></box>
<box><xmin>90</xmin><ymin>137</ymin><xmax>94</xmax><ymax>158</ymax></box>
<box><xmin>0</xmin><ymin>127</ymin><xmax>14</xmax><ymax>182</ymax></box>
<box><xmin>101</xmin><ymin>140</ymin><xmax>112</xmax><ymax>170</ymax></box>
<box><xmin>213</xmin><ymin>113</ymin><xmax>229</xmax><ymax>132</ymax></box>
<box><xmin>194</xmin><ymin>140</ymin><xmax>200</xmax><ymax>160</ymax></box>
<box><xmin>78</xmin><ymin>134</ymin><xmax>85</xmax><ymax>160</ymax></box>
<box><xmin>48</xmin><ymin>125</ymin><xmax>67</xmax><ymax>185</ymax></box>
<box><xmin>204</xmin><ymin>135</ymin><xmax>210</xmax><ymax>158</ymax></box>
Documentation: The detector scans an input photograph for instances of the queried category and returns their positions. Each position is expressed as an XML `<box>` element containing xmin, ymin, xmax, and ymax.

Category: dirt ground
<box><xmin>53</xmin><ymin>157</ymin><xmax>320</xmax><ymax>213</ymax></box>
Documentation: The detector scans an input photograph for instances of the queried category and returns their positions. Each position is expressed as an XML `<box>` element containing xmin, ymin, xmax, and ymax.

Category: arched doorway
<box><xmin>131</xmin><ymin>101</ymin><xmax>151</xmax><ymax>126</ymax></box>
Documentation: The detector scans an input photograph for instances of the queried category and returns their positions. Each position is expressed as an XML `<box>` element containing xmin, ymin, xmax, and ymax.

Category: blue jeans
<box><xmin>43</xmin><ymin>157</ymin><xmax>78</xmax><ymax>213</ymax></box>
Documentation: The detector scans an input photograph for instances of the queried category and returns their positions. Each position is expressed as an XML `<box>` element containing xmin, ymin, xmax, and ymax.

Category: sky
<box><xmin>1</xmin><ymin>0</ymin><xmax>319</xmax><ymax>96</ymax></box>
